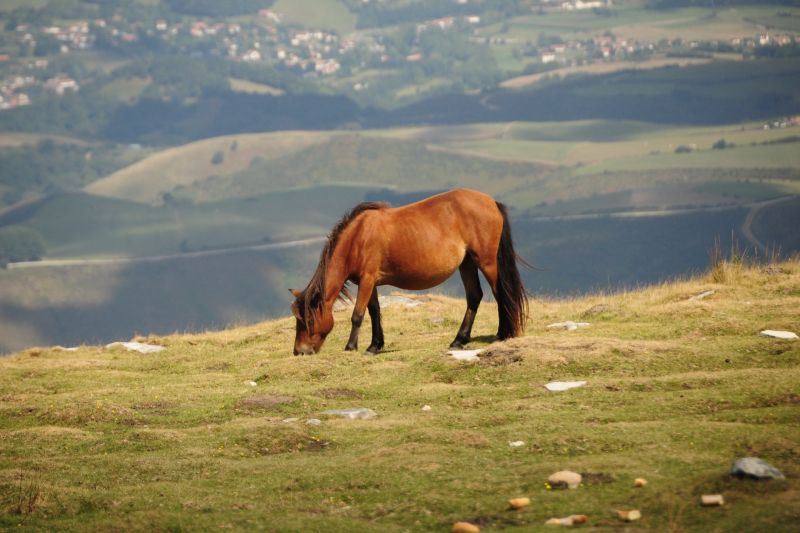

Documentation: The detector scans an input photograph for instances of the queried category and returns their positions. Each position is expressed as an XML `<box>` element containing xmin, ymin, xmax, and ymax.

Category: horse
<box><xmin>289</xmin><ymin>188</ymin><xmax>529</xmax><ymax>355</ymax></box>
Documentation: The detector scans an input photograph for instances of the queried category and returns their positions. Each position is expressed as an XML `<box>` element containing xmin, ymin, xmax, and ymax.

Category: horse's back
<box><xmin>360</xmin><ymin>189</ymin><xmax>504</xmax><ymax>289</ymax></box>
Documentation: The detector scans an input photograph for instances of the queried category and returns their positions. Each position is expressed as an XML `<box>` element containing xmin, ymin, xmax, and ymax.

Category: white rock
<box><xmin>53</xmin><ymin>346</ymin><xmax>80</xmax><ymax>352</ymax></box>
<box><xmin>509</xmin><ymin>440</ymin><xmax>526</xmax><ymax>448</ymax></box>
<box><xmin>282</xmin><ymin>417</ymin><xmax>300</xmax><ymax>423</ymax></box>
<box><xmin>243</xmin><ymin>380</ymin><xmax>257</xmax><ymax>387</ymax></box>
<box><xmin>421</xmin><ymin>405</ymin><xmax>432</xmax><ymax>411</ymax></box>
<box><xmin>305</xmin><ymin>418</ymin><xmax>322</xmax><ymax>426</ymax></box>
<box><xmin>338</xmin><ymin>294</ymin><xmax>424</xmax><ymax>310</ymax></box>
<box><xmin>322</xmin><ymin>408</ymin><xmax>377</xmax><ymax>420</ymax></box>
<box><xmin>105</xmin><ymin>341</ymin><xmax>165</xmax><ymax>353</ymax></box>
<box><xmin>545</xmin><ymin>381</ymin><xmax>587</xmax><ymax>391</ymax></box>
<box><xmin>447</xmin><ymin>349</ymin><xmax>482</xmax><ymax>361</ymax></box>
<box><xmin>689</xmin><ymin>290</ymin><xmax>715</xmax><ymax>301</ymax></box>
<box><xmin>379</xmin><ymin>295</ymin><xmax>422</xmax><ymax>308</ymax></box>
<box><xmin>760</xmin><ymin>330</ymin><xmax>798</xmax><ymax>340</ymax></box>
<box><xmin>546</xmin><ymin>321</ymin><xmax>590</xmax><ymax>331</ymax></box>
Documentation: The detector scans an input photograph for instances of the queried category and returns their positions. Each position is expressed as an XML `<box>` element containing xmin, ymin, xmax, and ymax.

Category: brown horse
<box><xmin>290</xmin><ymin>188</ymin><xmax>528</xmax><ymax>355</ymax></box>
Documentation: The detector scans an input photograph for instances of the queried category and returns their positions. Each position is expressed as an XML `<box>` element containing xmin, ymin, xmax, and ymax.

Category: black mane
<box><xmin>297</xmin><ymin>201</ymin><xmax>388</xmax><ymax>330</ymax></box>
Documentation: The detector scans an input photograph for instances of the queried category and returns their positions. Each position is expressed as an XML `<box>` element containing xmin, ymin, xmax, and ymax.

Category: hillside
<box><xmin>1</xmin><ymin>259</ymin><xmax>798</xmax><ymax>531</ymax></box>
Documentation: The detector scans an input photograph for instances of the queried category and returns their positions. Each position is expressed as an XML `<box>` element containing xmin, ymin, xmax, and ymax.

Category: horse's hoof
<box><xmin>344</xmin><ymin>344</ymin><xmax>357</xmax><ymax>352</ymax></box>
<box><xmin>365</xmin><ymin>347</ymin><xmax>380</xmax><ymax>355</ymax></box>
<box><xmin>449</xmin><ymin>339</ymin><xmax>468</xmax><ymax>349</ymax></box>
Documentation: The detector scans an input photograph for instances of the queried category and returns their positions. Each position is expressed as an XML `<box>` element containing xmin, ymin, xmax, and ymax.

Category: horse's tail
<box><xmin>495</xmin><ymin>201</ymin><xmax>529</xmax><ymax>339</ymax></box>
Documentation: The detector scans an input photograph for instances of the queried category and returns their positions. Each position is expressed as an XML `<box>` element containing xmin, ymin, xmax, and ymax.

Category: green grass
<box><xmin>271</xmin><ymin>0</ymin><xmax>357</xmax><ymax>35</ymax></box>
<box><xmin>1</xmin><ymin>261</ymin><xmax>798</xmax><ymax>531</ymax></box>
<box><xmin>483</xmin><ymin>5</ymin><xmax>800</xmax><ymax>44</ymax></box>
<box><xmin>0</xmin><ymin>0</ymin><xmax>47</xmax><ymax>11</ymax></box>
<box><xmin>229</xmin><ymin>78</ymin><xmax>285</xmax><ymax>96</ymax></box>
<box><xmin>99</xmin><ymin>77</ymin><xmax>151</xmax><ymax>104</ymax></box>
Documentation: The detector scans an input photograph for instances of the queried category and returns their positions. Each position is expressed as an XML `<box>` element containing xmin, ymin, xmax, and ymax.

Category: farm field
<box><xmin>1</xmin><ymin>259</ymin><xmax>798</xmax><ymax>531</ymax></box>
<box><xmin>481</xmin><ymin>5</ymin><xmax>800</xmax><ymax>43</ymax></box>
<box><xmin>500</xmin><ymin>57</ymin><xmax>713</xmax><ymax>90</ymax></box>
<box><xmin>270</xmin><ymin>0</ymin><xmax>357</xmax><ymax>35</ymax></box>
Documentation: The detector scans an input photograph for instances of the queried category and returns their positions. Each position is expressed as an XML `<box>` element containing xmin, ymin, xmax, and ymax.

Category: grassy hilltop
<box><xmin>1</xmin><ymin>259</ymin><xmax>799</xmax><ymax>532</ymax></box>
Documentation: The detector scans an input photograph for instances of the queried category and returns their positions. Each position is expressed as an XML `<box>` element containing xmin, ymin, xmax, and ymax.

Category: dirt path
<box><xmin>7</xmin><ymin>236</ymin><xmax>326</xmax><ymax>270</ymax></box>
<box><xmin>740</xmin><ymin>195</ymin><xmax>797</xmax><ymax>254</ymax></box>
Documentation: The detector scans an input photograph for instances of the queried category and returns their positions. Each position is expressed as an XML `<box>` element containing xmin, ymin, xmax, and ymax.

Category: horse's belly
<box><xmin>380</xmin><ymin>241</ymin><xmax>465</xmax><ymax>290</ymax></box>
<box><xmin>384</xmin><ymin>271</ymin><xmax>455</xmax><ymax>291</ymax></box>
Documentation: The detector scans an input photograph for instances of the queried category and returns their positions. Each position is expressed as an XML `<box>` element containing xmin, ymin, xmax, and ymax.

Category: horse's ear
<box><xmin>289</xmin><ymin>288</ymin><xmax>301</xmax><ymax>298</ymax></box>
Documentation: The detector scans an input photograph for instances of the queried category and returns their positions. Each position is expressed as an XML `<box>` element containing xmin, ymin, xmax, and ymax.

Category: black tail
<box><xmin>495</xmin><ymin>202</ymin><xmax>529</xmax><ymax>339</ymax></box>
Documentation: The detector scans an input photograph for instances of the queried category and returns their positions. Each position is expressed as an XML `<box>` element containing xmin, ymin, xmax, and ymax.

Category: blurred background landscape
<box><xmin>0</xmin><ymin>0</ymin><xmax>798</xmax><ymax>354</ymax></box>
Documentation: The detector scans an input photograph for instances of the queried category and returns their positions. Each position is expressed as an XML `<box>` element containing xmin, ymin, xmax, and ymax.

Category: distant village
<box><xmin>1</xmin><ymin>1</ymin><xmax>799</xmax><ymax>111</ymax></box>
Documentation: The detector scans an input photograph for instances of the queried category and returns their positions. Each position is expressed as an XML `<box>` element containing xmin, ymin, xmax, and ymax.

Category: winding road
<box><xmin>6</xmin><ymin>195</ymin><xmax>796</xmax><ymax>270</ymax></box>
<box><xmin>7</xmin><ymin>236</ymin><xmax>326</xmax><ymax>269</ymax></box>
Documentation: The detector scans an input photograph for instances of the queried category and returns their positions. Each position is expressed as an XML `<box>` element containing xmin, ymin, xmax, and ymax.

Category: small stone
<box><xmin>545</xmin><ymin>515</ymin><xmax>587</xmax><ymax>526</ymax></box>
<box><xmin>321</xmin><ymin>407</ymin><xmax>377</xmax><ymax>420</ymax></box>
<box><xmin>509</xmin><ymin>497</ymin><xmax>530</xmax><ymax>510</ymax></box>
<box><xmin>701</xmin><ymin>494</ymin><xmax>724</xmax><ymax>506</ymax></box>
<box><xmin>452</xmin><ymin>521</ymin><xmax>480</xmax><ymax>533</ymax></box>
<box><xmin>760</xmin><ymin>330</ymin><xmax>798</xmax><ymax>340</ymax></box>
<box><xmin>243</xmin><ymin>381</ymin><xmax>257</xmax><ymax>387</ymax></box>
<box><xmin>305</xmin><ymin>418</ymin><xmax>322</xmax><ymax>426</ymax></box>
<box><xmin>509</xmin><ymin>440</ymin><xmax>525</xmax><ymax>448</ymax></box>
<box><xmin>617</xmin><ymin>510</ymin><xmax>641</xmax><ymax>522</ymax></box>
<box><xmin>546</xmin><ymin>321</ymin><xmax>590</xmax><ymax>331</ymax></box>
<box><xmin>729</xmin><ymin>457</ymin><xmax>785</xmax><ymax>479</ymax></box>
<box><xmin>544</xmin><ymin>381</ymin><xmax>587</xmax><ymax>392</ymax></box>
<box><xmin>282</xmin><ymin>417</ymin><xmax>300</xmax><ymax>423</ymax></box>
<box><xmin>634</xmin><ymin>478</ymin><xmax>647</xmax><ymax>488</ymax></box>
<box><xmin>421</xmin><ymin>404</ymin><xmax>432</xmax><ymax>411</ymax></box>
<box><xmin>548</xmin><ymin>471</ymin><xmax>582</xmax><ymax>489</ymax></box>
<box><xmin>689</xmin><ymin>290</ymin><xmax>715</xmax><ymax>301</ymax></box>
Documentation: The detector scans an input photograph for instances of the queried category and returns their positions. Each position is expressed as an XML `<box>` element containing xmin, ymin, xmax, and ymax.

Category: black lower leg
<box><xmin>365</xmin><ymin>289</ymin><xmax>383</xmax><ymax>354</ymax></box>
<box><xmin>450</xmin><ymin>256</ymin><xmax>482</xmax><ymax>348</ymax></box>
<box><xmin>344</xmin><ymin>312</ymin><xmax>363</xmax><ymax>351</ymax></box>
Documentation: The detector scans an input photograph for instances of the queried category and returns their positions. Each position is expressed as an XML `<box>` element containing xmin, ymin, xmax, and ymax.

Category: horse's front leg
<box><xmin>344</xmin><ymin>278</ymin><xmax>376</xmax><ymax>352</ymax></box>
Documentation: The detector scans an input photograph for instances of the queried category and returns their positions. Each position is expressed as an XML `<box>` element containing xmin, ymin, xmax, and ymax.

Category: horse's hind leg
<box><xmin>450</xmin><ymin>255</ymin><xmax>483</xmax><ymax>348</ymax></box>
<box><xmin>366</xmin><ymin>287</ymin><xmax>384</xmax><ymax>354</ymax></box>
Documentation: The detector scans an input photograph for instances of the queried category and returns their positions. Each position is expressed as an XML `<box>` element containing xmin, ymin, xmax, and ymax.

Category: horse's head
<box><xmin>290</xmin><ymin>289</ymin><xmax>333</xmax><ymax>355</ymax></box>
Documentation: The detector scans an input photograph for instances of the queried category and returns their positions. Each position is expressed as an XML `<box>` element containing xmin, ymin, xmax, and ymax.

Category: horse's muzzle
<box><xmin>294</xmin><ymin>344</ymin><xmax>316</xmax><ymax>356</ymax></box>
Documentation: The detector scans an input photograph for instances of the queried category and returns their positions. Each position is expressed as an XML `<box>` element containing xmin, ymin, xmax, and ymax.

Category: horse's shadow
<box><xmin>469</xmin><ymin>335</ymin><xmax>499</xmax><ymax>345</ymax></box>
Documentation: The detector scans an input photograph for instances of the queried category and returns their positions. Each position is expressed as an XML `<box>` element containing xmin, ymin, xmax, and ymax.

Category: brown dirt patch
<box><xmin>315</xmin><ymin>388</ymin><xmax>363</xmax><ymax>400</ymax></box>
<box><xmin>238</xmin><ymin>395</ymin><xmax>296</xmax><ymax>410</ymax></box>
<box><xmin>581</xmin><ymin>472</ymin><xmax>616</xmax><ymax>484</ymax></box>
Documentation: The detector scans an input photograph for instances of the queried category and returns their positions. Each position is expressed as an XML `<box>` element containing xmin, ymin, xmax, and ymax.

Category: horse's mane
<box><xmin>298</xmin><ymin>201</ymin><xmax>389</xmax><ymax>330</ymax></box>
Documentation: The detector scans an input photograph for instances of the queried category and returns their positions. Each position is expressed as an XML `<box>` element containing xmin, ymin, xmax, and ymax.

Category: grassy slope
<box><xmin>85</xmin><ymin>131</ymin><xmax>331</xmax><ymax>205</ymax></box>
<box><xmin>1</xmin><ymin>261</ymin><xmax>798</xmax><ymax>531</ymax></box>
<box><xmin>20</xmin><ymin>185</ymin><xmax>379</xmax><ymax>258</ymax></box>
<box><xmin>83</xmin><ymin>121</ymin><xmax>800</xmax><ymax>210</ymax></box>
